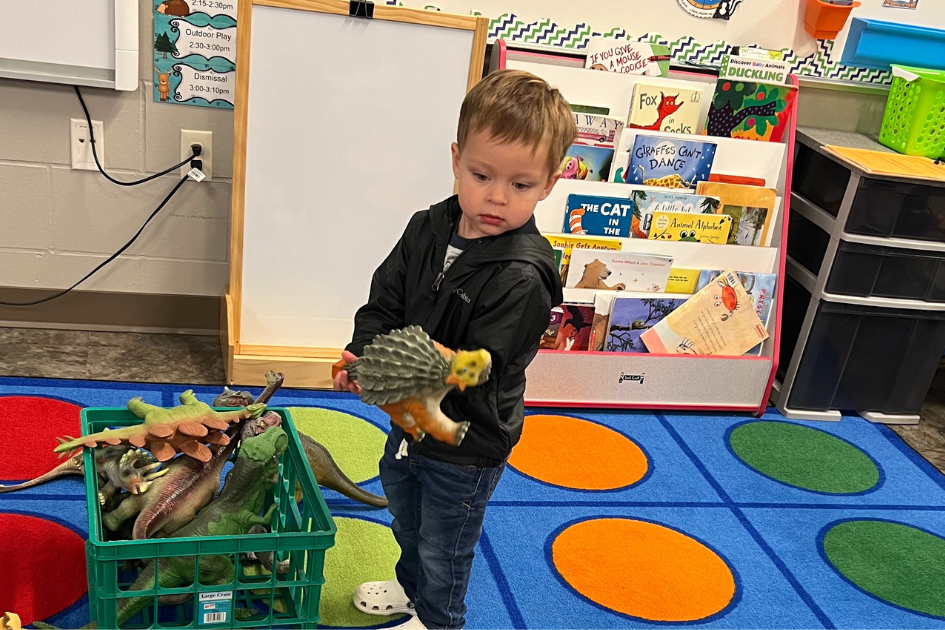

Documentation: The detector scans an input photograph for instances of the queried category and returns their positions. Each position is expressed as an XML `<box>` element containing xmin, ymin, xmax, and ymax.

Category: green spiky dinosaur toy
<box><xmin>53</xmin><ymin>391</ymin><xmax>267</xmax><ymax>463</ymax></box>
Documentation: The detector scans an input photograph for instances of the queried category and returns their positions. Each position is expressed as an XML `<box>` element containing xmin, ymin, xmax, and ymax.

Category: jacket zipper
<box><xmin>432</xmin><ymin>241</ymin><xmax>479</xmax><ymax>292</ymax></box>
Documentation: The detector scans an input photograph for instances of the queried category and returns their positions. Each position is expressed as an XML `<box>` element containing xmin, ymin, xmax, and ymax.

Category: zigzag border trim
<box><xmin>386</xmin><ymin>2</ymin><xmax>893</xmax><ymax>86</ymax></box>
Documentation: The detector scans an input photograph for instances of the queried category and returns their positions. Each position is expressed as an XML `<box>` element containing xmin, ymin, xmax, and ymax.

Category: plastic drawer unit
<box><xmin>775</xmin><ymin>128</ymin><xmax>945</xmax><ymax>424</ymax></box>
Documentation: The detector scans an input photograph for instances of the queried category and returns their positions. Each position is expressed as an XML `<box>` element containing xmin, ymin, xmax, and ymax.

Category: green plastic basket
<box><xmin>81</xmin><ymin>406</ymin><xmax>336</xmax><ymax>629</ymax></box>
<box><xmin>879</xmin><ymin>65</ymin><xmax>945</xmax><ymax>159</ymax></box>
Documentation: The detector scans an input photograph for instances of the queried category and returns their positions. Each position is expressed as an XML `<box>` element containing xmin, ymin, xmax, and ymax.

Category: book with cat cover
<box><xmin>555</xmin><ymin>304</ymin><xmax>596</xmax><ymax>351</ymax></box>
<box><xmin>616</xmin><ymin>135</ymin><xmax>717</xmax><ymax>190</ymax></box>
<box><xmin>704</xmin><ymin>79</ymin><xmax>798</xmax><ymax>142</ymax></box>
<box><xmin>628</xmin><ymin>84</ymin><xmax>703</xmax><ymax>135</ymax></box>
<box><xmin>629</xmin><ymin>190</ymin><xmax>721</xmax><ymax>238</ymax></box>
<box><xmin>640</xmin><ymin>269</ymin><xmax>769</xmax><ymax>356</ymax></box>
<box><xmin>541</xmin><ymin>306</ymin><xmax>565</xmax><ymax>350</ymax></box>
<box><xmin>648</xmin><ymin>212</ymin><xmax>732</xmax><ymax>244</ymax></box>
<box><xmin>589</xmin><ymin>291</ymin><xmax>616</xmax><ymax>352</ymax></box>
<box><xmin>566</xmin><ymin>249</ymin><xmax>674</xmax><ymax>293</ymax></box>
<box><xmin>544</xmin><ymin>234</ymin><xmax>623</xmax><ymax>285</ymax></box>
<box><xmin>696</xmin><ymin>181</ymin><xmax>778</xmax><ymax>247</ymax></box>
<box><xmin>564</xmin><ymin>194</ymin><xmax>634</xmax><ymax>237</ymax></box>
<box><xmin>560</xmin><ymin>144</ymin><xmax>614</xmax><ymax>182</ymax></box>
<box><xmin>696</xmin><ymin>270</ymin><xmax>777</xmax><ymax>355</ymax></box>
<box><xmin>584</xmin><ymin>39</ymin><xmax>671</xmax><ymax>76</ymax></box>
<box><xmin>605</xmin><ymin>296</ymin><xmax>686</xmax><ymax>353</ymax></box>
<box><xmin>573</xmin><ymin>113</ymin><xmax>626</xmax><ymax>149</ymax></box>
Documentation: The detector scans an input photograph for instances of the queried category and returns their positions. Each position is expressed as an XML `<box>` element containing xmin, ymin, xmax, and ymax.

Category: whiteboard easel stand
<box><xmin>224</xmin><ymin>0</ymin><xmax>488</xmax><ymax>387</ymax></box>
<box><xmin>497</xmin><ymin>42</ymin><xmax>799</xmax><ymax>416</ymax></box>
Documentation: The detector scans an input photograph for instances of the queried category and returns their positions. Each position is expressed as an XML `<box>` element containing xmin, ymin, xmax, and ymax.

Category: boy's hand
<box><xmin>332</xmin><ymin>351</ymin><xmax>362</xmax><ymax>394</ymax></box>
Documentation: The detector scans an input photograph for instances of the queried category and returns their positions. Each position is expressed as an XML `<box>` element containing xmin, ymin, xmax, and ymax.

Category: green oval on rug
<box><xmin>823</xmin><ymin>520</ymin><xmax>945</xmax><ymax>618</ymax></box>
<box><xmin>320</xmin><ymin>516</ymin><xmax>407</xmax><ymax>627</ymax></box>
<box><xmin>728</xmin><ymin>421</ymin><xmax>879</xmax><ymax>494</ymax></box>
<box><xmin>287</xmin><ymin>407</ymin><xmax>386</xmax><ymax>484</ymax></box>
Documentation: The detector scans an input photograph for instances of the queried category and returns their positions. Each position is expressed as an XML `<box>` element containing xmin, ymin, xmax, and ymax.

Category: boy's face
<box><xmin>451</xmin><ymin>129</ymin><xmax>559</xmax><ymax>239</ymax></box>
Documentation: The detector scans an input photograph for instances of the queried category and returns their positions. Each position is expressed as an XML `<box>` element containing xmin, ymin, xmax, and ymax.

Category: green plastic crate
<box><xmin>879</xmin><ymin>65</ymin><xmax>945</xmax><ymax>159</ymax></box>
<box><xmin>80</xmin><ymin>406</ymin><xmax>336</xmax><ymax>629</ymax></box>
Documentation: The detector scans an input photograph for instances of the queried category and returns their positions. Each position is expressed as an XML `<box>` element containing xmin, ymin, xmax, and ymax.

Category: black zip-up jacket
<box><xmin>345</xmin><ymin>195</ymin><xmax>564</xmax><ymax>468</ymax></box>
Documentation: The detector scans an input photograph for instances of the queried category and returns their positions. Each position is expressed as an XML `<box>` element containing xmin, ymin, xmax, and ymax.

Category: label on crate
<box><xmin>198</xmin><ymin>591</ymin><xmax>233</xmax><ymax>625</ymax></box>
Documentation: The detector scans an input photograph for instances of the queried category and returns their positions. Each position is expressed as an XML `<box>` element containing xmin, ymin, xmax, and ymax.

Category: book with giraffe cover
<box><xmin>628</xmin><ymin>83</ymin><xmax>703</xmax><ymax>135</ymax></box>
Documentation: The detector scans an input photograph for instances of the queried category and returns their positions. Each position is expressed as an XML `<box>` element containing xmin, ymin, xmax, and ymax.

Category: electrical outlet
<box><xmin>181</xmin><ymin>130</ymin><xmax>213</xmax><ymax>181</ymax></box>
<box><xmin>71</xmin><ymin>118</ymin><xmax>104</xmax><ymax>171</ymax></box>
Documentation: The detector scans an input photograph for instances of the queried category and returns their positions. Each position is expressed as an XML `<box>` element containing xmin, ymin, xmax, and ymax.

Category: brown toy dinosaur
<box><xmin>333</xmin><ymin>326</ymin><xmax>492</xmax><ymax>446</ymax></box>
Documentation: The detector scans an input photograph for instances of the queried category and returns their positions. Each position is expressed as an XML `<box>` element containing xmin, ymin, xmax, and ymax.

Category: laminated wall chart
<box><xmin>153</xmin><ymin>0</ymin><xmax>237</xmax><ymax>108</ymax></box>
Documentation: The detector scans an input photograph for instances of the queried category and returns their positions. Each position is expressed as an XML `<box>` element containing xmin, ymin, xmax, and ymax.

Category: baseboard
<box><xmin>0</xmin><ymin>287</ymin><xmax>220</xmax><ymax>335</ymax></box>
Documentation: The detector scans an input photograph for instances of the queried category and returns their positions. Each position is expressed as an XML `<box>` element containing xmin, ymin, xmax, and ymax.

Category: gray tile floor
<box><xmin>1</xmin><ymin>326</ymin><xmax>943</xmax><ymax>475</ymax></box>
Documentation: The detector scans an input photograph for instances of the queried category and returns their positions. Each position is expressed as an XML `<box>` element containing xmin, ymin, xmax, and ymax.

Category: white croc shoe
<box><xmin>353</xmin><ymin>579</ymin><xmax>415</xmax><ymax>616</ymax></box>
<box><xmin>391</xmin><ymin>614</ymin><xmax>427</xmax><ymax>629</ymax></box>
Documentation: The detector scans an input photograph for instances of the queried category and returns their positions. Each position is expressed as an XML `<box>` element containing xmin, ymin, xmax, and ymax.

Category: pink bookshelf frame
<box><xmin>497</xmin><ymin>42</ymin><xmax>799</xmax><ymax>416</ymax></box>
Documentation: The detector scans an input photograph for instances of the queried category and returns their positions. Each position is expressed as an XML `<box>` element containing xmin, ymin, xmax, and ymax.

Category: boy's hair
<box><xmin>457</xmin><ymin>69</ymin><xmax>577</xmax><ymax>177</ymax></box>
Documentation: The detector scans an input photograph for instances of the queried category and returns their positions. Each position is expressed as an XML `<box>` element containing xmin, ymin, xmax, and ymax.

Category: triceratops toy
<box><xmin>333</xmin><ymin>326</ymin><xmax>491</xmax><ymax>446</ymax></box>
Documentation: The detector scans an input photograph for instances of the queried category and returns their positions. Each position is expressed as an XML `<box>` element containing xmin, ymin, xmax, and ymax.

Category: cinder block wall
<box><xmin>0</xmin><ymin>0</ymin><xmax>233</xmax><ymax>298</ymax></box>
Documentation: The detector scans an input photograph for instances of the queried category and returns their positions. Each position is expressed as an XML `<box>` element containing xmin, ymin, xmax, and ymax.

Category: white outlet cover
<box><xmin>71</xmin><ymin>118</ymin><xmax>104</xmax><ymax>171</ymax></box>
<box><xmin>181</xmin><ymin>130</ymin><xmax>213</xmax><ymax>181</ymax></box>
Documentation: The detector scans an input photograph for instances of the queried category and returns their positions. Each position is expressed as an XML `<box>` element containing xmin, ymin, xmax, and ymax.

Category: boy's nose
<box><xmin>487</xmin><ymin>184</ymin><xmax>507</xmax><ymax>205</ymax></box>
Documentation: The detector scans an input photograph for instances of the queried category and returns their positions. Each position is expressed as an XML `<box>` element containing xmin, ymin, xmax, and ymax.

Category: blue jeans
<box><xmin>379</xmin><ymin>425</ymin><xmax>505</xmax><ymax>629</ymax></box>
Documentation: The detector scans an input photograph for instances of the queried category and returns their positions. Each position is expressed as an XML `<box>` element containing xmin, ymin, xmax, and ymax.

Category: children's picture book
<box><xmin>589</xmin><ymin>291</ymin><xmax>616</xmax><ymax>352</ymax></box>
<box><xmin>630</xmin><ymin>190</ymin><xmax>721</xmax><ymax>238</ymax></box>
<box><xmin>560</xmin><ymin>144</ymin><xmax>614</xmax><ymax>182</ymax></box>
<box><xmin>544</xmin><ymin>234</ymin><xmax>622</xmax><ymax>285</ymax></box>
<box><xmin>584</xmin><ymin>39</ymin><xmax>671</xmax><ymax>76</ymax></box>
<box><xmin>648</xmin><ymin>212</ymin><xmax>733</xmax><ymax>244</ymax></box>
<box><xmin>552</xmin><ymin>247</ymin><xmax>565</xmax><ymax>270</ymax></box>
<box><xmin>571</xmin><ymin>104</ymin><xmax>610</xmax><ymax>115</ymax></box>
<box><xmin>640</xmin><ymin>269</ymin><xmax>770</xmax><ymax>356</ymax></box>
<box><xmin>573</xmin><ymin>113</ymin><xmax>626</xmax><ymax>149</ymax></box>
<box><xmin>565</xmin><ymin>194</ymin><xmax>634</xmax><ymax>237</ymax></box>
<box><xmin>704</xmin><ymin>80</ymin><xmax>798</xmax><ymax>142</ymax></box>
<box><xmin>616</xmin><ymin>135</ymin><xmax>717</xmax><ymax>190</ymax></box>
<box><xmin>628</xmin><ymin>83</ymin><xmax>703</xmax><ymax>135</ymax></box>
<box><xmin>566</xmin><ymin>249</ymin><xmax>674</xmax><ymax>293</ymax></box>
<box><xmin>555</xmin><ymin>304</ymin><xmax>596</xmax><ymax>351</ymax></box>
<box><xmin>606</xmin><ymin>296</ymin><xmax>686</xmax><ymax>353</ymax></box>
<box><xmin>696</xmin><ymin>270</ymin><xmax>777</xmax><ymax>355</ymax></box>
<box><xmin>541</xmin><ymin>306</ymin><xmax>565</xmax><ymax>350</ymax></box>
<box><xmin>666</xmin><ymin>268</ymin><xmax>701</xmax><ymax>294</ymax></box>
<box><xmin>719</xmin><ymin>55</ymin><xmax>790</xmax><ymax>85</ymax></box>
<box><xmin>696</xmin><ymin>182</ymin><xmax>777</xmax><ymax>247</ymax></box>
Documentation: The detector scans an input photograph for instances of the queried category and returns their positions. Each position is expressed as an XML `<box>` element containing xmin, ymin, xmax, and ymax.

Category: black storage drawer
<box><xmin>786</xmin><ymin>300</ymin><xmax>945</xmax><ymax>415</ymax></box>
<box><xmin>792</xmin><ymin>143</ymin><xmax>851</xmax><ymax>217</ymax></box>
<box><xmin>846</xmin><ymin>178</ymin><xmax>945</xmax><ymax>242</ymax></box>
<box><xmin>787</xmin><ymin>208</ymin><xmax>831</xmax><ymax>276</ymax></box>
<box><xmin>825</xmin><ymin>241</ymin><xmax>945</xmax><ymax>302</ymax></box>
<box><xmin>777</xmin><ymin>274</ymin><xmax>813</xmax><ymax>383</ymax></box>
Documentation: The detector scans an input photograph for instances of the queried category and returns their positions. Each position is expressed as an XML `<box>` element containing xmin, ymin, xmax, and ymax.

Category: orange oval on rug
<box><xmin>552</xmin><ymin>518</ymin><xmax>736</xmax><ymax>622</ymax></box>
<box><xmin>509</xmin><ymin>415</ymin><xmax>648</xmax><ymax>490</ymax></box>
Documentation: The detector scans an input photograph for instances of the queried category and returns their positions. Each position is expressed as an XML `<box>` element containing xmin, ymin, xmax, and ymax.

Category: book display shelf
<box><xmin>496</xmin><ymin>42</ymin><xmax>799</xmax><ymax>416</ymax></box>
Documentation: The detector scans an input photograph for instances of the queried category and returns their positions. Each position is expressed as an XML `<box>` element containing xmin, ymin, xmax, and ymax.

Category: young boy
<box><xmin>333</xmin><ymin>69</ymin><xmax>575</xmax><ymax>630</ymax></box>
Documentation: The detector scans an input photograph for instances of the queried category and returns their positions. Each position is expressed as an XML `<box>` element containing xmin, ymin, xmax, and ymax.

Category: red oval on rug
<box><xmin>0</xmin><ymin>514</ymin><xmax>87</xmax><ymax>625</ymax></box>
<box><xmin>0</xmin><ymin>396</ymin><xmax>82</xmax><ymax>480</ymax></box>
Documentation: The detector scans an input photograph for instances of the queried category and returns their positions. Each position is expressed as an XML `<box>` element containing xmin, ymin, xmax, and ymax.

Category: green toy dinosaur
<box><xmin>113</xmin><ymin>424</ymin><xmax>288</xmax><ymax>627</ymax></box>
<box><xmin>53</xmin><ymin>391</ymin><xmax>267</xmax><ymax>463</ymax></box>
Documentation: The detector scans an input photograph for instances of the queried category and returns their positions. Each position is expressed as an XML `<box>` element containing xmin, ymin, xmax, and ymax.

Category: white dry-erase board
<box><xmin>0</xmin><ymin>0</ymin><xmax>138</xmax><ymax>90</ymax></box>
<box><xmin>226</xmin><ymin>0</ymin><xmax>487</xmax><ymax>386</ymax></box>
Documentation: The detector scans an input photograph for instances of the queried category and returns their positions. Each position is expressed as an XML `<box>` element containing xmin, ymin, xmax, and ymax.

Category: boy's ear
<box><xmin>451</xmin><ymin>143</ymin><xmax>461</xmax><ymax>180</ymax></box>
<box><xmin>537</xmin><ymin>172</ymin><xmax>561</xmax><ymax>202</ymax></box>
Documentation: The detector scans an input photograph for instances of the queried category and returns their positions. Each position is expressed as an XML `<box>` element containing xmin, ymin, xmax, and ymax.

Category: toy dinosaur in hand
<box><xmin>333</xmin><ymin>326</ymin><xmax>492</xmax><ymax>446</ymax></box>
<box><xmin>53</xmin><ymin>390</ymin><xmax>266</xmax><ymax>463</ymax></box>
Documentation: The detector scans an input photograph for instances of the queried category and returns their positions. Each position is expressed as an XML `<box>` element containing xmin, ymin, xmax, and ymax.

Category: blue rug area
<box><xmin>1</xmin><ymin>376</ymin><xmax>945</xmax><ymax>629</ymax></box>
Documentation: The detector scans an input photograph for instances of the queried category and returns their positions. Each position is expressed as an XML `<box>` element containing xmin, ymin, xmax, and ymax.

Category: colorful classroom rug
<box><xmin>2</xmin><ymin>376</ymin><xmax>945</xmax><ymax>629</ymax></box>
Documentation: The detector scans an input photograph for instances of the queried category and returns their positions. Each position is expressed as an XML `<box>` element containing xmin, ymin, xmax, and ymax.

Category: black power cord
<box><xmin>74</xmin><ymin>85</ymin><xmax>197</xmax><ymax>186</ymax></box>
<box><xmin>0</xmin><ymin>176</ymin><xmax>192</xmax><ymax>307</ymax></box>
<box><xmin>0</xmin><ymin>90</ymin><xmax>208</xmax><ymax>307</ymax></box>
